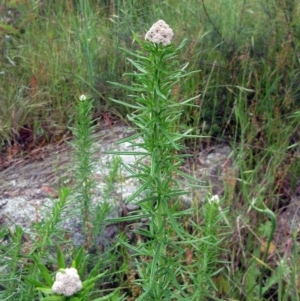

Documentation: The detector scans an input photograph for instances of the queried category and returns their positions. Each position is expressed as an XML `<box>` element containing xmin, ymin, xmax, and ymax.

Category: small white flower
<box><xmin>52</xmin><ymin>267</ymin><xmax>83</xmax><ymax>297</ymax></box>
<box><xmin>79</xmin><ymin>94</ymin><xmax>87</xmax><ymax>101</ymax></box>
<box><xmin>145</xmin><ymin>20</ymin><xmax>174</xmax><ymax>46</ymax></box>
<box><xmin>208</xmin><ymin>195</ymin><xmax>220</xmax><ymax>205</ymax></box>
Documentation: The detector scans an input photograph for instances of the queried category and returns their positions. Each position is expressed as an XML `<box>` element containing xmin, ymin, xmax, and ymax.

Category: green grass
<box><xmin>1</xmin><ymin>0</ymin><xmax>300</xmax><ymax>300</ymax></box>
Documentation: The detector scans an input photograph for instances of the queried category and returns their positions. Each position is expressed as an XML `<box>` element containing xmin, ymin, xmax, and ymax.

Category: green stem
<box><xmin>150</xmin><ymin>46</ymin><xmax>169</xmax><ymax>295</ymax></box>
<box><xmin>250</xmin><ymin>199</ymin><xmax>277</xmax><ymax>298</ymax></box>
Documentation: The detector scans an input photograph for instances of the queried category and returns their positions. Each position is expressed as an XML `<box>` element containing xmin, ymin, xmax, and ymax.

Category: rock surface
<box><xmin>0</xmin><ymin>124</ymin><xmax>232</xmax><ymax>246</ymax></box>
<box><xmin>0</xmin><ymin>124</ymin><xmax>299</xmax><ymax>258</ymax></box>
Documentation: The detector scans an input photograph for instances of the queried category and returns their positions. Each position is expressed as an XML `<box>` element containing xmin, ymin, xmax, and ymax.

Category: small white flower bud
<box><xmin>79</xmin><ymin>94</ymin><xmax>87</xmax><ymax>101</ymax></box>
<box><xmin>52</xmin><ymin>267</ymin><xmax>83</xmax><ymax>297</ymax></box>
<box><xmin>208</xmin><ymin>195</ymin><xmax>220</xmax><ymax>205</ymax></box>
<box><xmin>145</xmin><ymin>20</ymin><xmax>174</xmax><ymax>46</ymax></box>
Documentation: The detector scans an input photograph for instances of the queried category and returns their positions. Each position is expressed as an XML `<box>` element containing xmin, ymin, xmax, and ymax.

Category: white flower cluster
<box><xmin>208</xmin><ymin>195</ymin><xmax>220</xmax><ymax>205</ymax></box>
<box><xmin>79</xmin><ymin>94</ymin><xmax>87</xmax><ymax>101</ymax></box>
<box><xmin>145</xmin><ymin>20</ymin><xmax>174</xmax><ymax>46</ymax></box>
<box><xmin>52</xmin><ymin>268</ymin><xmax>83</xmax><ymax>297</ymax></box>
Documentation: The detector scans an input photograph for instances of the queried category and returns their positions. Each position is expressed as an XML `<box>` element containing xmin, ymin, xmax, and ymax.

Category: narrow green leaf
<box><xmin>176</xmin><ymin>169</ymin><xmax>204</xmax><ymax>182</ymax></box>
<box><xmin>36</xmin><ymin>287</ymin><xmax>54</xmax><ymax>294</ymax></box>
<box><xmin>108</xmin><ymin>82</ymin><xmax>145</xmax><ymax>93</ymax></box>
<box><xmin>119</xmin><ymin>45</ymin><xmax>150</xmax><ymax>61</ymax></box>
<box><xmin>150</xmin><ymin>148</ymin><xmax>157</xmax><ymax>177</ymax></box>
<box><xmin>33</xmin><ymin>256</ymin><xmax>53</xmax><ymax>286</ymax></box>
<box><xmin>175</xmin><ymin>38</ymin><xmax>188</xmax><ymax>51</ymax></box>
<box><xmin>165</xmin><ymin>190</ymin><xmax>188</xmax><ymax>198</ymax></box>
<box><xmin>114</xmin><ymin>132</ymin><xmax>143</xmax><ymax>144</ymax></box>
<box><xmin>82</xmin><ymin>271</ymin><xmax>107</xmax><ymax>289</ymax></box>
<box><xmin>78</xmin><ymin>256</ymin><xmax>88</xmax><ymax>276</ymax></box>
<box><xmin>23</xmin><ymin>276</ymin><xmax>48</xmax><ymax>288</ymax></box>
<box><xmin>117</xmin><ymin>239</ymin><xmax>148</xmax><ymax>256</ymax></box>
<box><xmin>56</xmin><ymin>246</ymin><xmax>65</xmax><ymax>269</ymax></box>
<box><xmin>88</xmin><ymin>257</ymin><xmax>105</xmax><ymax>278</ymax></box>
<box><xmin>159</xmin><ymin>126</ymin><xmax>180</xmax><ymax>150</ymax></box>
<box><xmin>169</xmin><ymin>94</ymin><xmax>201</xmax><ymax>107</ymax></box>
<box><xmin>126</xmin><ymin>180</ymin><xmax>152</xmax><ymax>203</ymax></box>
<box><xmin>105</xmin><ymin>213</ymin><xmax>151</xmax><ymax>223</ymax></box>
<box><xmin>135</xmin><ymin>195</ymin><xmax>158</xmax><ymax>204</ymax></box>
<box><xmin>155</xmin><ymin>86</ymin><xmax>168</xmax><ymax>100</ymax></box>
<box><xmin>119</xmin><ymin>162</ymin><xmax>138</xmax><ymax>176</ymax></box>
<box><xmin>166</xmin><ymin>269</ymin><xmax>188</xmax><ymax>298</ymax></box>
<box><xmin>150</xmin><ymin>243</ymin><xmax>161</xmax><ymax>283</ymax></box>
<box><xmin>235</xmin><ymin>86</ymin><xmax>255</xmax><ymax>92</ymax></box>
<box><xmin>162</xmin><ymin>202</ymin><xmax>185</xmax><ymax>240</ymax></box>
<box><xmin>90</xmin><ymin>290</ymin><xmax>120</xmax><ymax>301</ymax></box>
<box><xmin>135</xmin><ymin>285</ymin><xmax>154</xmax><ymax>301</ymax></box>
<box><xmin>40</xmin><ymin>296</ymin><xmax>63</xmax><ymax>301</ymax></box>
<box><xmin>108</xmin><ymin>97</ymin><xmax>140</xmax><ymax>109</ymax></box>
<box><xmin>74</xmin><ymin>247</ymin><xmax>84</xmax><ymax>268</ymax></box>
<box><xmin>127</xmin><ymin>58</ymin><xmax>148</xmax><ymax>74</ymax></box>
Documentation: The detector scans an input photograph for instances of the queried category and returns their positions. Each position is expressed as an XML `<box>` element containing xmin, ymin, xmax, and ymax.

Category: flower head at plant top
<box><xmin>145</xmin><ymin>20</ymin><xmax>174</xmax><ymax>46</ymax></box>
<box><xmin>79</xmin><ymin>94</ymin><xmax>87</xmax><ymax>101</ymax></box>
<box><xmin>52</xmin><ymin>267</ymin><xmax>83</xmax><ymax>297</ymax></box>
<box><xmin>208</xmin><ymin>195</ymin><xmax>220</xmax><ymax>205</ymax></box>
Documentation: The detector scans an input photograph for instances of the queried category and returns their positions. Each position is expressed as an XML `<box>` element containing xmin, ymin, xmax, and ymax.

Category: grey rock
<box><xmin>0</xmin><ymin>126</ymin><xmax>234</xmax><ymax>248</ymax></box>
